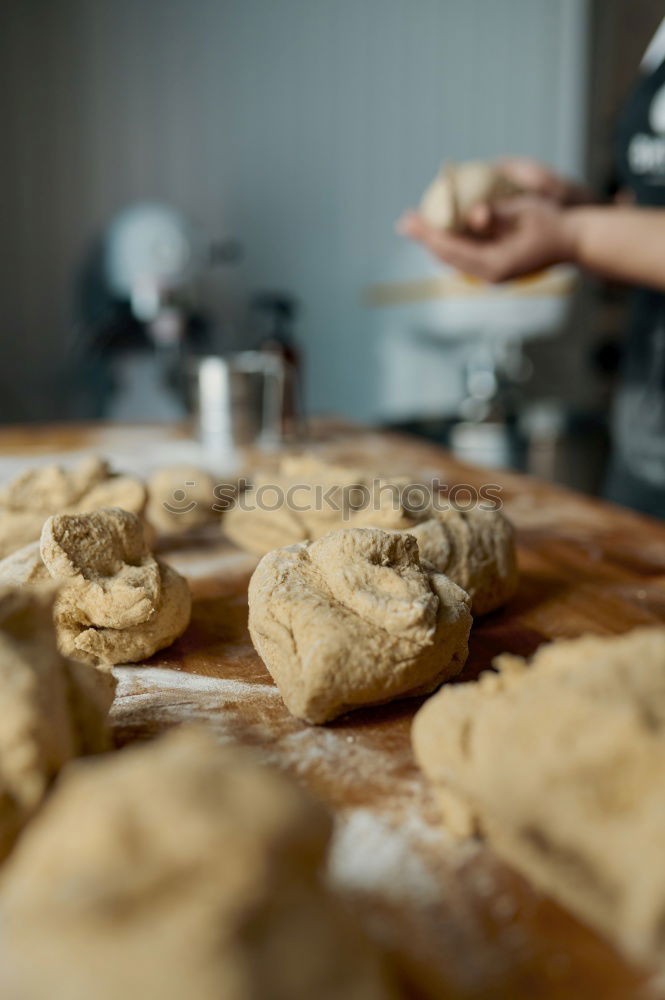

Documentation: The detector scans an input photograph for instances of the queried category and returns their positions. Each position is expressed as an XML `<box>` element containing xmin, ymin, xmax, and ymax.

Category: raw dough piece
<box><xmin>0</xmin><ymin>542</ymin><xmax>47</xmax><ymax>586</ymax></box>
<box><xmin>412</xmin><ymin>627</ymin><xmax>665</xmax><ymax>968</ymax></box>
<box><xmin>225</xmin><ymin>493</ymin><xmax>309</xmax><ymax>555</ymax></box>
<box><xmin>224</xmin><ymin>455</ymin><xmax>364</xmax><ymax>554</ymax></box>
<box><xmin>0</xmin><ymin>456</ymin><xmax>109</xmax><ymax>512</ymax></box>
<box><xmin>0</xmin><ymin>727</ymin><xmax>392</xmax><ymax>1000</ymax></box>
<box><xmin>42</xmin><ymin>508</ymin><xmax>191</xmax><ymax>665</ymax></box>
<box><xmin>408</xmin><ymin>508</ymin><xmax>518</xmax><ymax>615</ymax></box>
<box><xmin>0</xmin><ymin>508</ymin><xmax>191</xmax><ymax>666</ymax></box>
<box><xmin>420</xmin><ymin>159</ymin><xmax>521</xmax><ymax>233</ymax></box>
<box><xmin>248</xmin><ymin>527</ymin><xmax>471</xmax><ymax>723</ymax></box>
<box><xmin>0</xmin><ymin>456</ymin><xmax>147</xmax><ymax>559</ymax></box>
<box><xmin>147</xmin><ymin>464</ymin><xmax>232</xmax><ymax>535</ymax></box>
<box><xmin>0</xmin><ymin>585</ymin><xmax>115</xmax><ymax>861</ymax></box>
<box><xmin>224</xmin><ymin>454</ymin><xmax>425</xmax><ymax>556</ymax></box>
<box><xmin>348</xmin><ymin>476</ymin><xmax>429</xmax><ymax>532</ymax></box>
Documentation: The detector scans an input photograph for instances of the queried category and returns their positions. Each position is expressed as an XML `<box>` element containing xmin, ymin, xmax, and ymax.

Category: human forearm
<box><xmin>565</xmin><ymin>206</ymin><xmax>665</xmax><ymax>291</ymax></box>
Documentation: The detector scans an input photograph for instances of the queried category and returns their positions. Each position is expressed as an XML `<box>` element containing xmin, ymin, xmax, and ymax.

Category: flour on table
<box><xmin>328</xmin><ymin>808</ymin><xmax>447</xmax><ymax>904</ymax></box>
<box><xmin>114</xmin><ymin>666</ymin><xmax>279</xmax><ymax>703</ymax></box>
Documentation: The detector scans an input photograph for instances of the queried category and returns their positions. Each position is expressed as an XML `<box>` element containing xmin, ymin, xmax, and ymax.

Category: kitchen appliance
<box><xmin>68</xmin><ymin>202</ymin><xmax>240</xmax><ymax>420</ymax></box>
<box><xmin>189</xmin><ymin>352</ymin><xmax>289</xmax><ymax>470</ymax></box>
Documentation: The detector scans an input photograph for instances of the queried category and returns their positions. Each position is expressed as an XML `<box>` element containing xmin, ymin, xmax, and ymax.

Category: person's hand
<box><xmin>397</xmin><ymin>196</ymin><xmax>578</xmax><ymax>284</ymax></box>
<box><xmin>460</xmin><ymin>158</ymin><xmax>594</xmax><ymax>236</ymax></box>
<box><xmin>496</xmin><ymin>156</ymin><xmax>593</xmax><ymax>207</ymax></box>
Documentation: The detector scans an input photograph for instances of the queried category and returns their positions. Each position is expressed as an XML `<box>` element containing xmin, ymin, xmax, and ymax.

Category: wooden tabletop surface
<box><xmin>2</xmin><ymin>419</ymin><xmax>664</xmax><ymax>999</ymax></box>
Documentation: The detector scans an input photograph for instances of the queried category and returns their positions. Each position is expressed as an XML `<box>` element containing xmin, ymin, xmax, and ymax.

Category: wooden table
<box><xmin>3</xmin><ymin>419</ymin><xmax>665</xmax><ymax>999</ymax></box>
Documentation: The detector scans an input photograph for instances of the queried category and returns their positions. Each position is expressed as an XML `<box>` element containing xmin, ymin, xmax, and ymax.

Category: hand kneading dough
<box><xmin>0</xmin><ymin>727</ymin><xmax>392</xmax><ymax>1000</ymax></box>
<box><xmin>412</xmin><ymin>627</ymin><xmax>665</xmax><ymax>969</ymax></box>
<box><xmin>408</xmin><ymin>508</ymin><xmax>517</xmax><ymax>615</ymax></box>
<box><xmin>0</xmin><ymin>456</ymin><xmax>147</xmax><ymax>559</ymax></box>
<box><xmin>0</xmin><ymin>508</ymin><xmax>192</xmax><ymax>666</ymax></box>
<box><xmin>0</xmin><ymin>586</ymin><xmax>115</xmax><ymax>861</ymax></box>
<box><xmin>248</xmin><ymin>527</ymin><xmax>472</xmax><ymax>724</ymax></box>
<box><xmin>420</xmin><ymin>159</ymin><xmax>521</xmax><ymax>233</ymax></box>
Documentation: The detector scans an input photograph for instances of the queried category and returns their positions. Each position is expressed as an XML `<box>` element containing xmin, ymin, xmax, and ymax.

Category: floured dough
<box><xmin>235</xmin><ymin>461</ymin><xmax>518</xmax><ymax>616</ymax></box>
<box><xmin>147</xmin><ymin>464</ymin><xmax>232</xmax><ymax>535</ymax></box>
<box><xmin>420</xmin><ymin>160</ymin><xmax>521</xmax><ymax>233</ymax></box>
<box><xmin>408</xmin><ymin>508</ymin><xmax>518</xmax><ymax>615</ymax></box>
<box><xmin>0</xmin><ymin>585</ymin><xmax>115</xmax><ymax>861</ymax></box>
<box><xmin>224</xmin><ymin>454</ymin><xmax>426</xmax><ymax>555</ymax></box>
<box><xmin>0</xmin><ymin>727</ymin><xmax>393</xmax><ymax>1000</ymax></box>
<box><xmin>0</xmin><ymin>508</ymin><xmax>191</xmax><ymax>666</ymax></box>
<box><xmin>224</xmin><ymin>455</ymin><xmax>364</xmax><ymax>554</ymax></box>
<box><xmin>0</xmin><ymin>542</ymin><xmax>47</xmax><ymax>586</ymax></box>
<box><xmin>248</xmin><ymin>527</ymin><xmax>471</xmax><ymax>723</ymax></box>
<box><xmin>0</xmin><ymin>456</ymin><xmax>147</xmax><ymax>559</ymax></box>
<box><xmin>412</xmin><ymin>627</ymin><xmax>665</xmax><ymax>968</ymax></box>
<box><xmin>0</xmin><ymin>456</ymin><xmax>109</xmax><ymax>512</ymax></box>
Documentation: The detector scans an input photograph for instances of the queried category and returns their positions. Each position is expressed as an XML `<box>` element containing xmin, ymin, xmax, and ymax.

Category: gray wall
<box><xmin>1</xmin><ymin>0</ymin><xmax>589</xmax><ymax>423</ymax></box>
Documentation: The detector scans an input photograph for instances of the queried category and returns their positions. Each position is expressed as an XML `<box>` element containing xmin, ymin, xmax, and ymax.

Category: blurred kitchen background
<box><xmin>1</xmin><ymin>0</ymin><xmax>660</xmax><ymax>492</ymax></box>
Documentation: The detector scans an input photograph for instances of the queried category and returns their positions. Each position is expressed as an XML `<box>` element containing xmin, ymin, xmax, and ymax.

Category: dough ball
<box><xmin>224</xmin><ymin>493</ymin><xmax>308</xmax><ymax>555</ymax></box>
<box><xmin>0</xmin><ymin>456</ymin><xmax>110</xmax><ymax>514</ymax></box>
<box><xmin>412</xmin><ymin>627</ymin><xmax>665</xmax><ymax>968</ymax></box>
<box><xmin>224</xmin><ymin>455</ymin><xmax>364</xmax><ymax>554</ymax></box>
<box><xmin>0</xmin><ymin>727</ymin><xmax>392</xmax><ymax>1000</ymax></box>
<box><xmin>224</xmin><ymin>453</ymin><xmax>425</xmax><ymax>556</ymax></box>
<box><xmin>408</xmin><ymin>508</ymin><xmax>518</xmax><ymax>615</ymax></box>
<box><xmin>74</xmin><ymin>474</ymin><xmax>147</xmax><ymax>518</ymax></box>
<box><xmin>0</xmin><ymin>585</ymin><xmax>115</xmax><ymax>861</ymax></box>
<box><xmin>0</xmin><ymin>542</ymin><xmax>48</xmax><ymax>587</ymax></box>
<box><xmin>147</xmin><ymin>464</ymin><xmax>232</xmax><ymax>536</ymax></box>
<box><xmin>43</xmin><ymin>508</ymin><xmax>191</xmax><ymax>666</ymax></box>
<box><xmin>248</xmin><ymin>527</ymin><xmax>471</xmax><ymax>723</ymax></box>
<box><xmin>0</xmin><ymin>456</ymin><xmax>147</xmax><ymax>559</ymax></box>
<box><xmin>0</xmin><ymin>508</ymin><xmax>191</xmax><ymax>666</ymax></box>
<box><xmin>0</xmin><ymin>512</ymin><xmax>56</xmax><ymax>565</ymax></box>
<box><xmin>420</xmin><ymin>159</ymin><xmax>521</xmax><ymax>233</ymax></box>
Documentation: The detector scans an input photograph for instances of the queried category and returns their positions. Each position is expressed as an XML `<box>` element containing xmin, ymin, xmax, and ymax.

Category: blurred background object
<box><xmin>69</xmin><ymin>201</ymin><xmax>217</xmax><ymax>421</ymax></box>
<box><xmin>190</xmin><ymin>350</ymin><xmax>294</xmax><ymax>472</ymax></box>
<box><xmin>0</xmin><ymin>0</ymin><xmax>662</xmax><ymax>494</ymax></box>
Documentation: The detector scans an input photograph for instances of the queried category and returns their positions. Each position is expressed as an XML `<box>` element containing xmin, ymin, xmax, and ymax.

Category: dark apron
<box><xmin>607</xmin><ymin>56</ymin><xmax>665</xmax><ymax>516</ymax></box>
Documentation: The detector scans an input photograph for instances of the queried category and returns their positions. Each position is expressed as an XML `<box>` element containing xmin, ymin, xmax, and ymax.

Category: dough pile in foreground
<box><xmin>0</xmin><ymin>584</ymin><xmax>115</xmax><ymax>862</ymax></box>
<box><xmin>412</xmin><ymin>626</ymin><xmax>665</xmax><ymax>970</ymax></box>
<box><xmin>0</xmin><ymin>727</ymin><xmax>393</xmax><ymax>1000</ymax></box>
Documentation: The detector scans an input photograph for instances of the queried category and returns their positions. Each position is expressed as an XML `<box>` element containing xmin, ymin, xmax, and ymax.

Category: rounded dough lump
<box><xmin>248</xmin><ymin>526</ymin><xmax>472</xmax><ymax>724</ymax></box>
<box><xmin>0</xmin><ymin>508</ymin><xmax>192</xmax><ymax>666</ymax></box>
<box><xmin>224</xmin><ymin>453</ymin><xmax>430</xmax><ymax>556</ymax></box>
<box><xmin>407</xmin><ymin>507</ymin><xmax>518</xmax><ymax>615</ymax></box>
<box><xmin>41</xmin><ymin>508</ymin><xmax>191</xmax><ymax>666</ymax></box>
<box><xmin>0</xmin><ymin>456</ymin><xmax>147</xmax><ymax>559</ymax></box>
<box><xmin>146</xmin><ymin>464</ymin><xmax>231</xmax><ymax>535</ymax></box>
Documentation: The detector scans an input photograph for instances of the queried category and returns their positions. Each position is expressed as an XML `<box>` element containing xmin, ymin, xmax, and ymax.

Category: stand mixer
<box><xmin>69</xmin><ymin>202</ymin><xmax>240</xmax><ymax>421</ymax></box>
